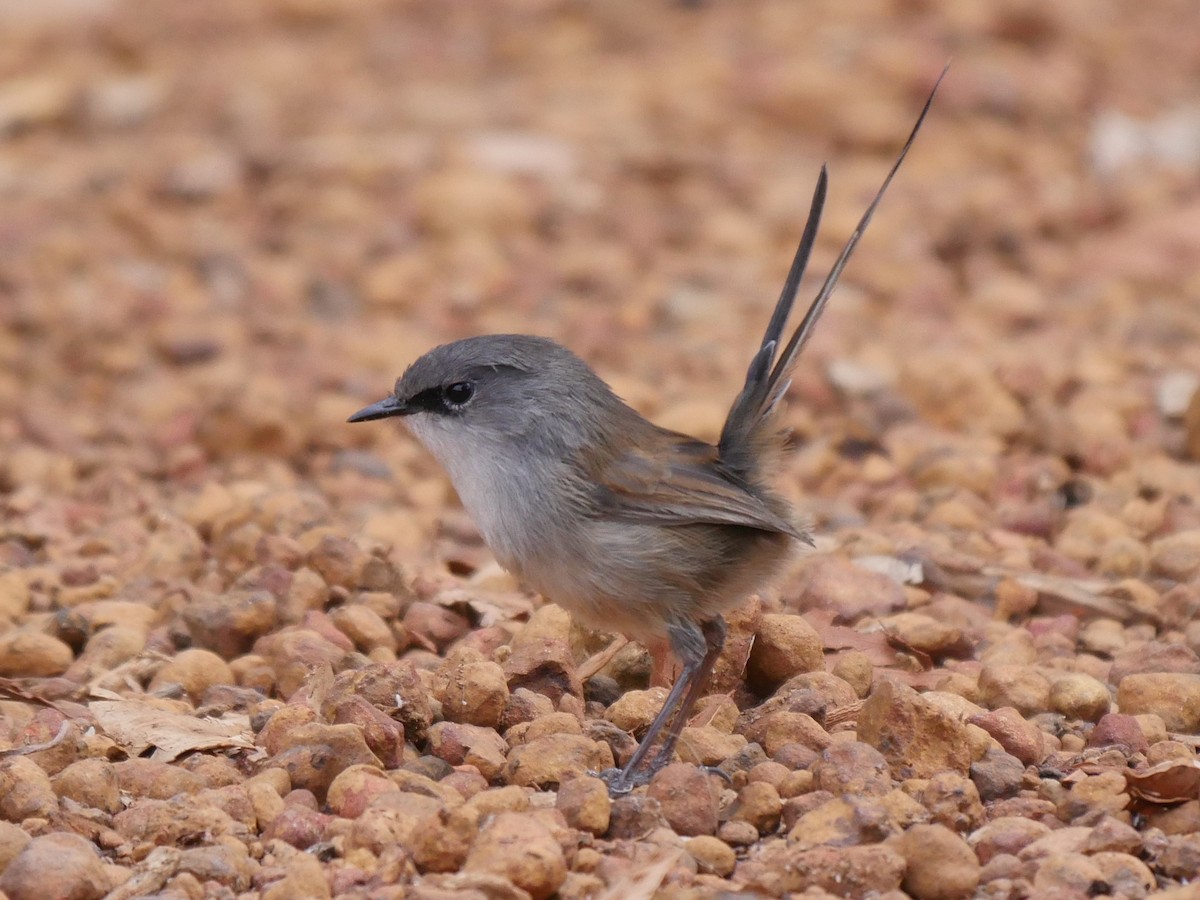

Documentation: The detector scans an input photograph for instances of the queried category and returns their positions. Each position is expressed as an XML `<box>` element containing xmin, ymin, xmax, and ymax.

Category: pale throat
<box><xmin>406</xmin><ymin>417</ymin><xmax>568</xmax><ymax>572</ymax></box>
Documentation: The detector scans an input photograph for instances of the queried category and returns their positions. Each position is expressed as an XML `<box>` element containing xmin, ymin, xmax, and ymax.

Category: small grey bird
<box><xmin>350</xmin><ymin>75</ymin><xmax>942</xmax><ymax>794</ymax></box>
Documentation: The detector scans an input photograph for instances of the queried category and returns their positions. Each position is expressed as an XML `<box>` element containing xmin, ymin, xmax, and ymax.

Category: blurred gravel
<box><xmin>2</xmin><ymin>1</ymin><xmax>1200</xmax><ymax>898</ymax></box>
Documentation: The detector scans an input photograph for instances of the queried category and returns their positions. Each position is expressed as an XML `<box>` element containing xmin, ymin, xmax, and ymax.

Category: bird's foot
<box><xmin>593</xmin><ymin>765</ymin><xmax>654</xmax><ymax>796</ymax></box>
<box><xmin>593</xmin><ymin>760</ymin><xmax>732</xmax><ymax>796</ymax></box>
<box><xmin>699</xmin><ymin>764</ymin><xmax>733</xmax><ymax>785</ymax></box>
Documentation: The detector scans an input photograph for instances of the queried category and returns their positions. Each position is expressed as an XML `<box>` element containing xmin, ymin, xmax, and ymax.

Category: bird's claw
<box><xmin>593</xmin><ymin>766</ymin><xmax>653</xmax><ymax>796</ymax></box>
<box><xmin>592</xmin><ymin>760</ymin><xmax>730</xmax><ymax>797</ymax></box>
<box><xmin>700</xmin><ymin>764</ymin><xmax>733</xmax><ymax>785</ymax></box>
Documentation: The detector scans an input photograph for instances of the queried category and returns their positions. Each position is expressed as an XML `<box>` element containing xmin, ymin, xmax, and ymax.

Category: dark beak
<box><xmin>347</xmin><ymin>395</ymin><xmax>409</xmax><ymax>423</ymax></box>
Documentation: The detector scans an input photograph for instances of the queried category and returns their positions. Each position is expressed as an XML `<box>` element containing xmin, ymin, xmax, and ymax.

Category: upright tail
<box><xmin>718</xmin><ymin>65</ymin><xmax>948</xmax><ymax>481</ymax></box>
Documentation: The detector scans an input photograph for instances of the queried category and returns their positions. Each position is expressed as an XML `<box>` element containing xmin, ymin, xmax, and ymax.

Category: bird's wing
<box><xmin>581</xmin><ymin>438</ymin><xmax>803</xmax><ymax>537</ymax></box>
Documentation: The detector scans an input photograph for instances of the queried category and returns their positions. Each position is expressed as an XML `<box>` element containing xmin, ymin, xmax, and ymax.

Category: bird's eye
<box><xmin>442</xmin><ymin>381</ymin><xmax>475</xmax><ymax>409</ymax></box>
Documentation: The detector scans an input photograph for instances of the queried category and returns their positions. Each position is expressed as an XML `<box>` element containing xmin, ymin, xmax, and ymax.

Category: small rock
<box><xmin>1086</xmin><ymin>712</ymin><xmax>1149</xmax><ymax>753</ymax></box>
<box><xmin>746</xmin><ymin>614</ymin><xmax>824</xmax><ymax>692</ymax></box>
<box><xmin>647</xmin><ymin>763</ymin><xmax>720</xmax><ymax>836</ymax></box>
<box><xmin>1151</xmin><ymin>801</ymin><xmax>1200</xmax><ymax>840</ymax></box>
<box><xmin>252</xmin><ymin>629</ymin><xmax>349</xmax><ymax>700</ymax></box>
<box><xmin>1090</xmin><ymin>850</ymin><xmax>1156</xmax><ymax>897</ymax></box>
<box><xmin>263</xmin><ymin>804</ymin><xmax>331</xmax><ymax>850</ymax></box>
<box><xmin>512</xmin><ymin>711</ymin><xmax>583</xmax><ymax>744</ymax></box>
<box><xmin>967</xmin><ymin>707</ymin><xmax>1045</xmax><ymax>766</ymax></box>
<box><xmin>324</xmin><ymin>766</ymin><xmax>397</xmax><ymax>819</ymax></box>
<box><xmin>812</xmin><ymin>741</ymin><xmax>892</xmax><ymax>796</ymax></box>
<box><xmin>881</xmin><ymin>786</ymin><xmax>928</xmax><ymax>828</ymax></box>
<box><xmin>504</xmin><ymin>733</ymin><xmax>613</xmax><ymax>788</ymax></box>
<box><xmin>858</xmin><ymin>679</ymin><xmax>972</xmax><ymax>778</ymax></box>
<box><xmin>437</xmin><ymin>659</ymin><xmax>510</xmax><ymax>729</ymax></box>
<box><xmin>608</xmin><ymin>793</ymin><xmax>668</xmax><ymax>839</ymax></box>
<box><xmin>403</xmin><ymin>602</ymin><xmax>472</xmax><ymax>653</ymax></box>
<box><xmin>0</xmin><ymin>631</ymin><xmax>73</xmax><ymax>677</ymax></box>
<box><xmin>502</xmin><ymin>687</ymin><xmax>556</xmax><ymax>729</ymax></box>
<box><xmin>968</xmin><ymin>816</ymin><xmax>1052</xmax><ymax>864</ymax></box>
<box><xmin>443</xmin><ymin>768</ymin><xmax>488</xmax><ymax>800</ymax></box>
<box><xmin>0</xmin><ymin>832</ymin><xmax>107</xmax><ymax>900</ymax></box>
<box><xmin>113</xmin><ymin>796</ymin><xmax>238</xmax><ymax>846</ymax></box>
<box><xmin>0</xmin><ymin>821</ymin><xmax>30</xmax><ymax>872</ymax></box>
<box><xmin>112</xmin><ymin>758</ymin><xmax>206</xmax><ymax>800</ymax></box>
<box><xmin>426</xmin><ymin>721</ymin><xmax>509</xmax><ymax>781</ymax></box>
<box><xmin>738</xmin><ymin>842</ymin><xmax>906</xmax><ymax>896</ymax></box>
<box><xmin>1082</xmin><ymin>816</ymin><xmax>1142</xmax><ymax>855</ymax></box>
<box><xmin>686</xmin><ymin>834</ymin><xmax>736</xmax><ymax>877</ymax></box>
<box><xmin>1035</xmin><ymin>813</ymin><xmax>1095</xmax><ymax>853</ymax></box>
<box><xmin>787</xmin><ymin>795</ymin><xmax>898</xmax><ymax>849</ymax></box>
<box><xmin>1079</xmin><ymin>619</ymin><xmax>1127</xmax><ymax>657</ymax></box>
<box><xmin>464</xmin><ymin>785</ymin><xmax>531</xmax><ymax>819</ymax></box>
<box><xmin>1048</xmin><ymin>673</ymin><xmax>1111</xmax><ymax>721</ymax></box>
<box><xmin>260</xmin><ymin>852</ymin><xmax>330</xmax><ymax>900</ymax></box>
<box><xmin>1058</xmin><ymin>771</ymin><xmax>1130</xmax><ymax>822</ymax></box>
<box><xmin>0</xmin><ymin>77</ymin><xmax>74</xmax><ymax>134</ymax></box>
<box><xmin>0</xmin><ymin>756</ymin><xmax>59</xmax><ymax>821</ymax></box>
<box><xmin>762</xmin><ymin>711</ymin><xmax>832</xmax><ymax>756</ymax></box>
<box><xmin>148</xmin><ymin>647</ymin><xmax>235</xmax><ymax>701</ymax></box>
<box><xmin>718</xmin><ymin>818</ymin><xmax>762</xmax><ymax>847</ymax></box>
<box><xmin>409</xmin><ymin>803</ymin><xmax>482</xmax><ymax>874</ymax></box>
<box><xmin>746</xmin><ymin>760</ymin><xmax>790</xmax><ymax>791</ymax></box>
<box><xmin>183</xmin><ymin>590</ymin><xmax>278</xmax><ymax>658</ymax></box>
<box><xmin>976</xmin><ymin>851</ymin><xmax>1024</xmax><ymax>887</ymax></box>
<box><xmin>330</xmin><ymin>694</ymin><xmax>405</xmax><ymax>768</ymax></box>
<box><xmin>163</xmin><ymin>149</ymin><xmax>242</xmax><ymax>200</ymax></box>
<box><xmin>1157</xmin><ymin>834</ymin><xmax>1200</xmax><ymax>881</ymax></box>
<box><xmin>969</xmin><ymin>748</ymin><xmax>1026</xmax><ymax>801</ymax></box>
<box><xmin>895</xmin><ymin>823</ymin><xmax>981</xmax><ymax>900</ymax></box>
<box><xmin>555</xmin><ymin>776</ymin><xmax>611</xmax><ymax>837</ymax></box>
<box><xmin>503</xmin><ymin>634</ymin><xmax>581</xmax><ymax>704</ymax></box>
<box><xmin>675</xmin><ymin>724</ymin><xmax>747</xmax><ymax>766</ymax></box>
<box><xmin>1110</xmin><ymin>641</ymin><xmax>1200</xmax><ymax>684</ymax></box>
<box><xmin>1032</xmin><ymin>851</ymin><xmax>1107</xmax><ymax>895</ymax></box>
<box><xmin>267</xmin><ymin>722</ymin><xmax>382</xmax><ymax>800</ymax></box>
<box><xmin>977</xmin><ymin>664</ymin><xmax>1051</xmax><ymax>715</ymax></box>
<box><xmin>84</xmin><ymin>75</ymin><xmax>165</xmax><ymax>128</ymax></box>
<box><xmin>792</xmin><ymin>556</ymin><xmax>906</xmax><ymax>621</ymax></box>
<box><xmin>831</xmin><ymin>650</ymin><xmax>874</xmax><ymax>697</ymax></box>
<box><xmin>51</xmin><ymin>758</ymin><xmax>121</xmax><ymax>814</ymax></box>
<box><xmin>604</xmin><ymin>687</ymin><xmax>667</xmax><ymax>735</ymax></box>
<box><xmin>879</xmin><ymin>612</ymin><xmax>968</xmax><ymax>659</ymax></box>
<box><xmin>463</xmin><ymin>811</ymin><xmax>566</xmax><ymax>900</ymax></box>
<box><xmin>1150</xmin><ymin>529</ymin><xmax>1200</xmax><ymax>580</ymax></box>
<box><xmin>329</xmin><ymin>603</ymin><xmax>397</xmax><ymax>654</ymax></box>
<box><xmin>1116</xmin><ymin>672</ymin><xmax>1200</xmax><ymax>731</ymax></box>
<box><xmin>920</xmin><ymin>772</ymin><xmax>985</xmax><ymax>832</ymax></box>
<box><xmin>729</xmin><ymin>780</ymin><xmax>783</xmax><ymax>834</ymax></box>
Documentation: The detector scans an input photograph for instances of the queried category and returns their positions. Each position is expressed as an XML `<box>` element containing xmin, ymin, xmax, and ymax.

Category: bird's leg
<box><xmin>597</xmin><ymin>617</ymin><xmax>725</xmax><ymax>796</ymax></box>
<box><xmin>598</xmin><ymin>647</ymin><xmax>698</xmax><ymax>795</ymax></box>
<box><xmin>648</xmin><ymin>617</ymin><xmax>726</xmax><ymax>773</ymax></box>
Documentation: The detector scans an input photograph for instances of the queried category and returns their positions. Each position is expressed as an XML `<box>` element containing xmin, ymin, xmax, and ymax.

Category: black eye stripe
<box><xmin>405</xmin><ymin>382</ymin><xmax>475</xmax><ymax>414</ymax></box>
<box><xmin>407</xmin><ymin>387</ymin><xmax>445</xmax><ymax>412</ymax></box>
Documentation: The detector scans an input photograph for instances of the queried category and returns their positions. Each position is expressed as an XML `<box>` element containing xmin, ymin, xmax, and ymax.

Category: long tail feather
<box><xmin>719</xmin><ymin>64</ymin><xmax>948</xmax><ymax>480</ymax></box>
<box><xmin>718</xmin><ymin>167</ymin><xmax>827</xmax><ymax>464</ymax></box>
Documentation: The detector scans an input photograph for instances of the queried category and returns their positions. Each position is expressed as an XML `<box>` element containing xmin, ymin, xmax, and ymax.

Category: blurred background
<box><xmin>2</xmin><ymin>0</ymin><xmax>1200</xmax><ymax>565</ymax></box>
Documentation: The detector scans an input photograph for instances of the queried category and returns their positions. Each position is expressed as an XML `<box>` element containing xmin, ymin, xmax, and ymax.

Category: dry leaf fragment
<box><xmin>0</xmin><ymin>676</ymin><xmax>94</xmax><ymax>722</ymax></box>
<box><xmin>1125</xmin><ymin>758</ymin><xmax>1200</xmax><ymax>804</ymax></box>
<box><xmin>597</xmin><ymin>849</ymin><xmax>682</xmax><ymax>900</ymax></box>
<box><xmin>89</xmin><ymin>699</ymin><xmax>255</xmax><ymax>762</ymax></box>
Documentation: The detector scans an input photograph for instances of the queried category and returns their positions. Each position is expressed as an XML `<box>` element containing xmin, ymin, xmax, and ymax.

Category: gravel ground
<box><xmin>2</xmin><ymin>1</ymin><xmax>1200</xmax><ymax>898</ymax></box>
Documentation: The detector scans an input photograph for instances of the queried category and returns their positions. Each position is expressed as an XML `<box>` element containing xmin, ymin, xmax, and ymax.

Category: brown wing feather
<box><xmin>579</xmin><ymin>433</ymin><xmax>802</xmax><ymax>538</ymax></box>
